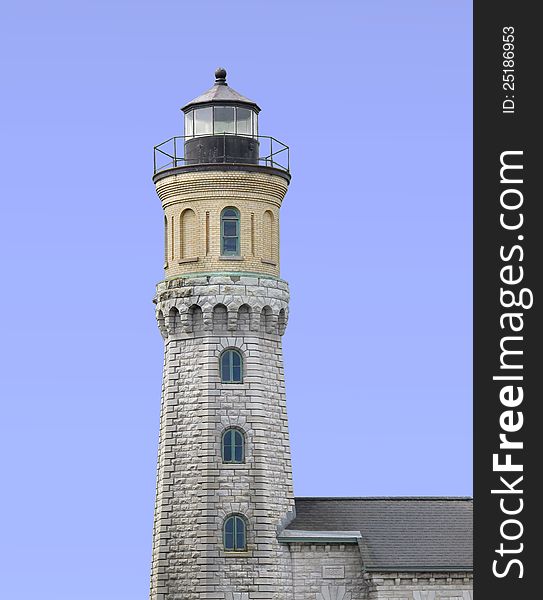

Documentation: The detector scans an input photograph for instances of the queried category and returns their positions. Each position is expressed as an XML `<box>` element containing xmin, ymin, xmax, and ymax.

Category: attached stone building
<box><xmin>283</xmin><ymin>497</ymin><xmax>472</xmax><ymax>600</ymax></box>
<box><xmin>149</xmin><ymin>69</ymin><xmax>473</xmax><ymax>600</ymax></box>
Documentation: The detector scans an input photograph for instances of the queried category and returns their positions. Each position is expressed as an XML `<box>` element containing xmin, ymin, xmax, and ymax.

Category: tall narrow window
<box><xmin>223</xmin><ymin>515</ymin><xmax>247</xmax><ymax>552</ymax></box>
<box><xmin>220</xmin><ymin>349</ymin><xmax>243</xmax><ymax>383</ymax></box>
<box><xmin>221</xmin><ymin>207</ymin><xmax>240</xmax><ymax>256</ymax></box>
<box><xmin>222</xmin><ymin>428</ymin><xmax>245</xmax><ymax>463</ymax></box>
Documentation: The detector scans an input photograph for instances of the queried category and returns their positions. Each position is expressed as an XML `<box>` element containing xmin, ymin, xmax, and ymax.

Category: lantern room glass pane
<box><xmin>252</xmin><ymin>111</ymin><xmax>258</xmax><ymax>136</ymax></box>
<box><xmin>236</xmin><ymin>107</ymin><xmax>253</xmax><ymax>136</ymax></box>
<box><xmin>184</xmin><ymin>111</ymin><xmax>194</xmax><ymax>137</ymax></box>
<box><xmin>214</xmin><ymin>106</ymin><xmax>235</xmax><ymax>134</ymax></box>
<box><xmin>194</xmin><ymin>107</ymin><xmax>212</xmax><ymax>135</ymax></box>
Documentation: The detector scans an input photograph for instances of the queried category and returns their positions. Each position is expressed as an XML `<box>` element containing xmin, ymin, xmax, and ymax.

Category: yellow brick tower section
<box><xmin>154</xmin><ymin>167</ymin><xmax>289</xmax><ymax>279</ymax></box>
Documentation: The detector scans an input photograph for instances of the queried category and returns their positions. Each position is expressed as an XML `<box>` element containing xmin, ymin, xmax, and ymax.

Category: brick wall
<box><xmin>156</xmin><ymin>170</ymin><xmax>287</xmax><ymax>279</ymax></box>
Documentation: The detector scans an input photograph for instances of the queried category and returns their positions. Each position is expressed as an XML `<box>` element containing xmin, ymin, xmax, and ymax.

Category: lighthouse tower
<box><xmin>150</xmin><ymin>69</ymin><xmax>295</xmax><ymax>600</ymax></box>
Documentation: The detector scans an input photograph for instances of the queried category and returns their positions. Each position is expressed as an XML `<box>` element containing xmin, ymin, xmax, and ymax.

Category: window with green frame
<box><xmin>220</xmin><ymin>349</ymin><xmax>243</xmax><ymax>383</ymax></box>
<box><xmin>221</xmin><ymin>207</ymin><xmax>240</xmax><ymax>255</ymax></box>
<box><xmin>222</xmin><ymin>428</ymin><xmax>245</xmax><ymax>463</ymax></box>
<box><xmin>223</xmin><ymin>514</ymin><xmax>247</xmax><ymax>552</ymax></box>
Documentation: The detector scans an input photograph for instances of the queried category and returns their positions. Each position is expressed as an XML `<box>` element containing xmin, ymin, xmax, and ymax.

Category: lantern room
<box><xmin>182</xmin><ymin>67</ymin><xmax>260</xmax><ymax>165</ymax></box>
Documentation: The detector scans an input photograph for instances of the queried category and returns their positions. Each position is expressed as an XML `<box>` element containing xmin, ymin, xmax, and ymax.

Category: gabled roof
<box><xmin>284</xmin><ymin>497</ymin><xmax>473</xmax><ymax>572</ymax></box>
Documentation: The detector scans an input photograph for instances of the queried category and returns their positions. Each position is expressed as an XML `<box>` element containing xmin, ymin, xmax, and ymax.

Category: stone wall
<box><xmin>289</xmin><ymin>543</ymin><xmax>368</xmax><ymax>600</ymax></box>
<box><xmin>150</xmin><ymin>276</ymin><xmax>295</xmax><ymax>600</ymax></box>
<box><xmin>365</xmin><ymin>572</ymin><xmax>473</xmax><ymax>600</ymax></box>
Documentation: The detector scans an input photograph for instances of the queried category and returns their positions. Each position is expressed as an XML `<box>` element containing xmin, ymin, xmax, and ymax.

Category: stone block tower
<box><xmin>150</xmin><ymin>68</ymin><xmax>295</xmax><ymax>600</ymax></box>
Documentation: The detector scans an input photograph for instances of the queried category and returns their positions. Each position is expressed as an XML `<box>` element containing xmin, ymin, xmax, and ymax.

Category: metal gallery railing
<box><xmin>153</xmin><ymin>134</ymin><xmax>290</xmax><ymax>175</ymax></box>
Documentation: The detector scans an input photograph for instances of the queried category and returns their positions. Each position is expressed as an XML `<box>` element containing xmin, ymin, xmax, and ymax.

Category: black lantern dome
<box><xmin>182</xmin><ymin>68</ymin><xmax>260</xmax><ymax>165</ymax></box>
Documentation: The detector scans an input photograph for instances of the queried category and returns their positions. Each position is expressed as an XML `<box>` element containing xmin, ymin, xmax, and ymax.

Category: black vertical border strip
<box><xmin>474</xmin><ymin>2</ymin><xmax>539</xmax><ymax>598</ymax></box>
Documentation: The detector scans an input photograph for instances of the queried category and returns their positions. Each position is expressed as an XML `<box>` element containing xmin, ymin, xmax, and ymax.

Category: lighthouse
<box><xmin>150</xmin><ymin>68</ymin><xmax>295</xmax><ymax>599</ymax></box>
<box><xmin>148</xmin><ymin>68</ymin><xmax>474</xmax><ymax>600</ymax></box>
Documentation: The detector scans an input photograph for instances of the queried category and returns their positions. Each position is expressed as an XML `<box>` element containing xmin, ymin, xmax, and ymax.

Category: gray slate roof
<box><xmin>286</xmin><ymin>497</ymin><xmax>473</xmax><ymax>572</ymax></box>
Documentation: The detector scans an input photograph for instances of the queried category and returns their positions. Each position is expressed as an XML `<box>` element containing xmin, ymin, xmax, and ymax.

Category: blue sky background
<box><xmin>0</xmin><ymin>1</ymin><xmax>472</xmax><ymax>598</ymax></box>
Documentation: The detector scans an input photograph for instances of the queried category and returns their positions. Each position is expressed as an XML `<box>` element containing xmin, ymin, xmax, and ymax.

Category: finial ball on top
<box><xmin>215</xmin><ymin>67</ymin><xmax>227</xmax><ymax>83</ymax></box>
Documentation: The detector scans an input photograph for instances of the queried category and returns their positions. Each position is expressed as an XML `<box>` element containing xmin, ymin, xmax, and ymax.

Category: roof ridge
<box><xmin>294</xmin><ymin>496</ymin><xmax>473</xmax><ymax>501</ymax></box>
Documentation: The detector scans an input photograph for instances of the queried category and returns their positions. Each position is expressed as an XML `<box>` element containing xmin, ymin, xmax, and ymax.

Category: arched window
<box><xmin>222</xmin><ymin>428</ymin><xmax>245</xmax><ymax>463</ymax></box>
<box><xmin>220</xmin><ymin>349</ymin><xmax>243</xmax><ymax>383</ymax></box>
<box><xmin>223</xmin><ymin>514</ymin><xmax>247</xmax><ymax>552</ymax></box>
<box><xmin>221</xmin><ymin>207</ymin><xmax>240</xmax><ymax>256</ymax></box>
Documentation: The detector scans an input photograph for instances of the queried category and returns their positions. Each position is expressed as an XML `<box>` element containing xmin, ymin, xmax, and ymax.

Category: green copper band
<box><xmin>164</xmin><ymin>271</ymin><xmax>286</xmax><ymax>283</ymax></box>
